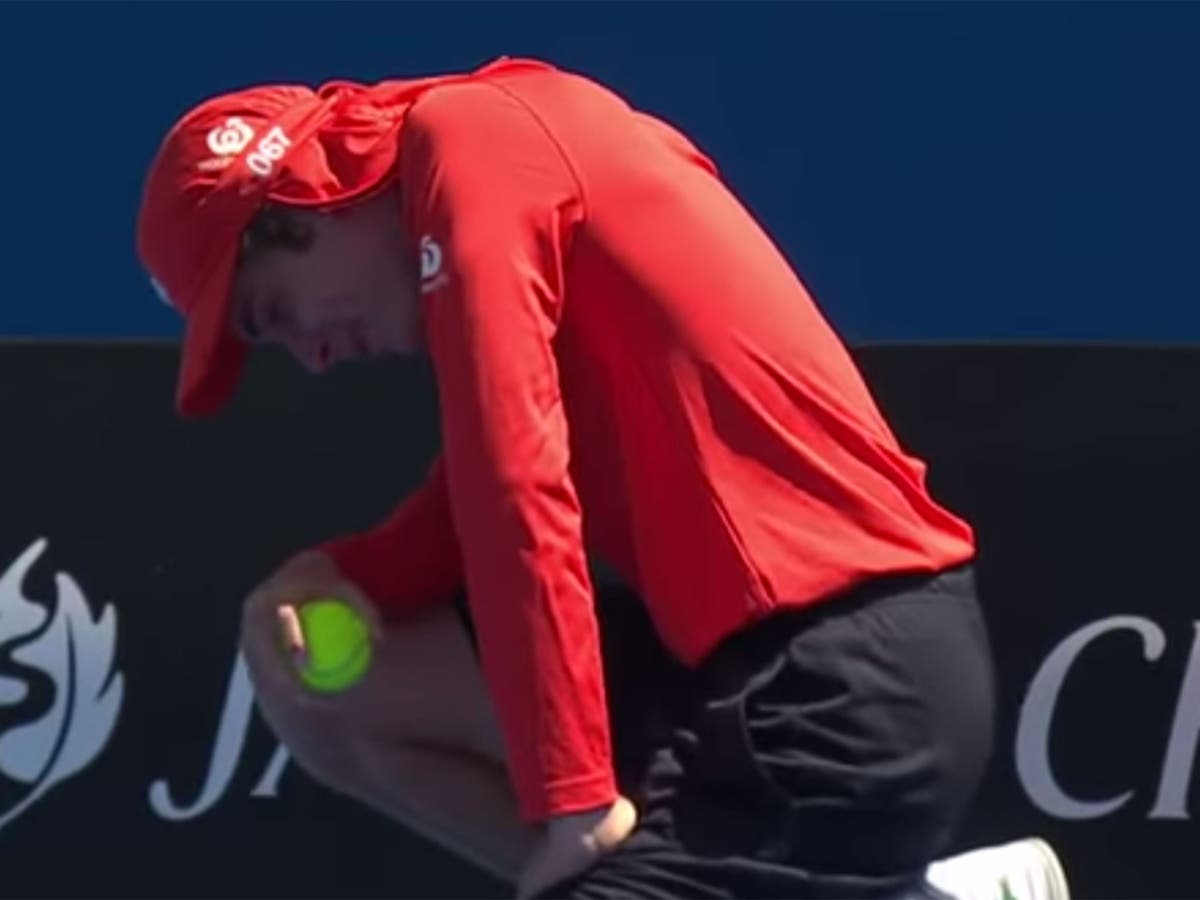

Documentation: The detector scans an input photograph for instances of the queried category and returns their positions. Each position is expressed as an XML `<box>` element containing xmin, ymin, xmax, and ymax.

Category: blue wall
<box><xmin>4</xmin><ymin>1</ymin><xmax>1198</xmax><ymax>342</ymax></box>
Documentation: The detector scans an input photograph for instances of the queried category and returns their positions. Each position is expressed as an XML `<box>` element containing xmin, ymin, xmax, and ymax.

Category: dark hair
<box><xmin>238</xmin><ymin>205</ymin><xmax>313</xmax><ymax>264</ymax></box>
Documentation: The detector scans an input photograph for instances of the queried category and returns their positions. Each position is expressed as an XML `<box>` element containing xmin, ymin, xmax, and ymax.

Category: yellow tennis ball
<box><xmin>297</xmin><ymin>598</ymin><xmax>372</xmax><ymax>693</ymax></box>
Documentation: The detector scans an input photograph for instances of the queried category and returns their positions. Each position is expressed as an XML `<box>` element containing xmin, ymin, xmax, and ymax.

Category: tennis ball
<box><xmin>296</xmin><ymin>598</ymin><xmax>372</xmax><ymax>693</ymax></box>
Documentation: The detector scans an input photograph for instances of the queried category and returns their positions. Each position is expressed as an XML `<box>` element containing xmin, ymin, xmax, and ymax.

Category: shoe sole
<box><xmin>1028</xmin><ymin>837</ymin><xmax>1071</xmax><ymax>900</ymax></box>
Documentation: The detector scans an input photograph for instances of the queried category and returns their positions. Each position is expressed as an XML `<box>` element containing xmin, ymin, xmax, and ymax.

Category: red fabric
<box><xmin>323</xmin><ymin>459</ymin><xmax>463</xmax><ymax>614</ymax></box>
<box><xmin>321</xmin><ymin>65</ymin><xmax>976</xmax><ymax>822</ymax></box>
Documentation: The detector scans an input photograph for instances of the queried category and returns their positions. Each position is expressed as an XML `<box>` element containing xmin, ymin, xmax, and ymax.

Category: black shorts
<box><xmin>460</xmin><ymin>565</ymin><xmax>996</xmax><ymax>899</ymax></box>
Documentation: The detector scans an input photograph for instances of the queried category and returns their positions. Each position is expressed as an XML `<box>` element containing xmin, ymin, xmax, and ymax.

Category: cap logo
<box><xmin>206</xmin><ymin>117</ymin><xmax>256</xmax><ymax>156</ymax></box>
<box><xmin>197</xmin><ymin>118</ymin><xmax>293</xmax><ymax>179</ymax></box>
<box><xmin>244</xmin><ymin>126</ymin><xmax>292</xmax><ymax>178</ymax></box>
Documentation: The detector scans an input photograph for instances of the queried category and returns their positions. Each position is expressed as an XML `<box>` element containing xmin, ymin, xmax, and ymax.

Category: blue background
<box><xmin>3</xmin><ymin>0</ymin><xmax>1198</xmax><ymax>342</ymax></box>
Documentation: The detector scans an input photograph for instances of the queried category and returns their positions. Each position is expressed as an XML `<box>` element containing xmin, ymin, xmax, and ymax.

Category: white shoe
<box><xmin>924</xmin><ymin>837</ymin><xmax>1070</xmax><ymax>900</ymax></box>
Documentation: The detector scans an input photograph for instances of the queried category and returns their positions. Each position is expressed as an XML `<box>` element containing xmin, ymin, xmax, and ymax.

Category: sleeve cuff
<box><xmin>518</xmin><ymin>768</ymin><xmax>619</xmax><ymax>823</ymax></box>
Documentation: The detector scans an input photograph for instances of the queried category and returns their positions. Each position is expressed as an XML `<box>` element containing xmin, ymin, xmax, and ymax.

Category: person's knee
<box><xmin>240</xmin><ymin>592</ymin><xmax>504</xmax><ymax>786</ymax></box>
<box><xmin>236</xmin><ymin>602</ymin><xmax>361</xmax><ymax>789</ymax></box>
<box><xmin>249</xmin><ymin>668</ymin><xmax>371</xmax><ymax>795</ymax></box>
<box><xmin>282</xmin><ymin>715</ymin><xmax>364</xmax><ymax>790</ymax></box>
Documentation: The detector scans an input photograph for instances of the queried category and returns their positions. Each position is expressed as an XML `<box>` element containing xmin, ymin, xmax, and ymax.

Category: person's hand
<box><xmin>240</xmin><ymin>550</ymin><xmax>383</xmax><ymax>708</ymax></box>
<box><xmin>516</xmin><ymin>795</ymin><xmax>638</xmax><ymax>898</ymax></box>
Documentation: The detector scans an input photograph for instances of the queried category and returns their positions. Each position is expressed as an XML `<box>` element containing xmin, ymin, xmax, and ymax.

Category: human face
<box><xmin>229</xmin><ymin>190</ymin><xmax>421</xmax><ymax>373</ymax></box>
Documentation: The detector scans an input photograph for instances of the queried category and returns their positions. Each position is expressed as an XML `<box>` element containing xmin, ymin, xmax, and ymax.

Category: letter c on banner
<box><xmin>1016</xmin><ymin>615</ymin><xmax>1163</xmax><ymax>819</ymax></box>
<box><xmin>1149</xmin><ymin>622</ymin><xmax>1200</xmax><ymax>820</ymax></box>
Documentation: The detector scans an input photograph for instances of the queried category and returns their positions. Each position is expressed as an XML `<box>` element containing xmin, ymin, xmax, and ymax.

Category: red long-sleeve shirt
<box><xmin>321</xmin><ymin>59</ymin><xmax>976</xmax><ymax>823</ymax></box>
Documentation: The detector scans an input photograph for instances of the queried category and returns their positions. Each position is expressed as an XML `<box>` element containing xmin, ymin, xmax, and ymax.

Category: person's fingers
<box><xmin>236</xmin><ymin>552</ymin><xmax>382</xmax><ymax>708</ymax></box>
<box><xmin>256</xmin><ymin>553</ymin><xmax>382</xmax><ymax>639</ymax></box>
<box><xmin>241</xmin><ymin>579</ymin><xmax>314</xmax><ymax>701</ymax></box>
<box><xmin>276</xmin><ymin>603</ymin><xmax>307</xmax><ymax>664</ymax></box>
<box><xmin>241</xmin><ymin>610</ymin><xmax>306</xmax><ymax>703</ymax></box>
<box><xmin>588</xmin><ymin>795</ymin><xmax>637</xmax><ymax>853</ymax></box>
<box><xmin>334</xmin><ymin>586</ymin><xmax>385</xmax><ymax>639</ymax></box>
<box><xmin>518</xmin><ymin>798</ymin><xmax>637</xmax><ymax>897</ymax></box>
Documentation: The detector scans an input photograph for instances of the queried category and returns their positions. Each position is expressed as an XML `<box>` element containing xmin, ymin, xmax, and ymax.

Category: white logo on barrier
<box><xmin>147</xmin><ymin>651</ymin><xmax>289</xmax><ymax>820</ymax></box>
<box><xmin>138</xmin><ymin>613</ymin><xmax>1200</xmax><ymax>828</ymax></box>
<box><xmin>1016</xmin><ymin>615</ymin><xmax>1200</xmax><ymax>821</ymax></box>
<box><xmin>0</xmin><ymin>539</ymin><xmax>124</xmax><ymax>830</ymax></box>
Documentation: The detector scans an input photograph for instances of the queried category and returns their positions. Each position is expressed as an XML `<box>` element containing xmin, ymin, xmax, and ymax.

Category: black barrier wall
<box><xmin>0</xmin><ymin>342</ymin><xmax>1196</xmax><ymax>898</ymax></box>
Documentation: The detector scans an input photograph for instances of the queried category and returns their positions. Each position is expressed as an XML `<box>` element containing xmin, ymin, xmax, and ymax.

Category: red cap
<box><xmin>137</xmin><ymin>80</ymin><xmax>434</xmax><ymax>415</ymax></box>
<box><xmin>138</xmin><ymin>60</ymin><xmax>551</xmax><ymax>416</ymax></box>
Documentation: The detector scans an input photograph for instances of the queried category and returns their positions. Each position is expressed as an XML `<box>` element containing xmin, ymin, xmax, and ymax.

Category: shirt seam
<box><xmin>484</xmin><ymin>81</ymin><xmax>591</xmax><ymax>226</ymax></box>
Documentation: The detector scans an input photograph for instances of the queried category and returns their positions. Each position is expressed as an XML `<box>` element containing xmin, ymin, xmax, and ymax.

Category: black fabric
<box><xmin>453</xmin><ymin>578</ymin><xmax>690</xmax><ymax>788</ymax></box>
<box><xmin>524</xmin><ymin>566</ymin><xmax>996</xmax><ymax>899</ymax></box>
